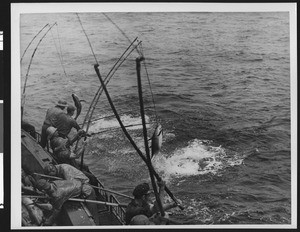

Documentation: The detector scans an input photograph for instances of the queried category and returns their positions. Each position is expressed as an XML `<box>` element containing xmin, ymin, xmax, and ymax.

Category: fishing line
<box><xmin>22</xmin><ymin>22</ymin><xmax>57</xmax><ymax>113</ymax></box>
<box><xmin>102</xmin><ymin>14</ymin><xmax>158</xmax><ymax>124</ymax></box>
<box><xmin>102</xmin><ymin>13</ymin><xmax>143</xmax><ymax>57</ymax></box>
<box><xmin>76</xmin><ymin>13</ymin><xmax>99</xmax><ymax>65</ymax></box>
<box><xmin>83</xmin><ymin>40</ymin><xmax>142</xmax><ymax>134</ymax></box>
<box><xmin>139</xmin><ymin>43</ymin><xmax>159</xmax><ymax>124</ymax></box>
<box><xmin>49</xmin><ymin>24</ymin><xmax>68</xmax><ymax>79</ymax></box>
<box><xmin>74</xmin><ymin>14</ymin><xmax>137</xmax><ymax>149</ymax></box>
<box><xmin>85</xmin><ymin>41</ymin><xmax>141</xmax><ymax>130</ymax></box>
<box><xmin>20</xmin><ymin>23</ymin><xmax>49</xmax><ymax>64</ymax></box>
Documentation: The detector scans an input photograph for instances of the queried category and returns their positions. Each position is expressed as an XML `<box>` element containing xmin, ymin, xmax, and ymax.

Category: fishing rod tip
<box><xmin>136</xmin><ymin>56</ymin><xmax>145</xmax><ymax>62</ymax></box>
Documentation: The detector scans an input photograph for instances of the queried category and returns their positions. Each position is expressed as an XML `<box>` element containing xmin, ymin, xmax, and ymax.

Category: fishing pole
<box><xmin>74</xmin><ymin>13</ymin><xmax>139</xmax><ymax>169</ymax></box>
<box><xmin>83</xmin><ymin>39</ymin><xmax>141</xmax><ymax>134</ymax></box>
<box><xmin>102</xmin><ymin>13</ymin><xmax>143</xmax><ymax>57</ymax></box>
<box><xmin>20</xmin><ymin>23</ymin><xmax>49</xmax><ymax>64</ymax></box>
<box><xmin>136</xmin><ymin>56</ymin><xmax>165</xmax><ymax>217</ymax></box>
<box><xmin>76</xmin><ymin>13</ymin><xmax>99</xmax><ymax>65</ymax></box>
<box><xmin>74</xmin><ymin>12</ymin><xmax>99</xmax><ymax>170</ymax></box>
<box><xmin>76</xmin><ymin>13</ymin><xmax>137</xmax><ymax>131</ymax></box>
<box><xmin>22</xmin><ymin>22</ymin><xmax>57</xmax><ymax>116</ymax></box>
<box><xmin>94</xmin><ymin>64</ymin><xmax>184</xmax><ymax>210</ymax></box>
<box><xmin>103</xmin><ymin>14</ymin><xmax>159</xmax><ymax>124</ymax></box>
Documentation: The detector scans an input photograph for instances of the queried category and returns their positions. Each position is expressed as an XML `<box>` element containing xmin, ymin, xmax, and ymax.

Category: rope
<box><xmin>76</xmin><ymin>13</ymin><xmax>99</xmax><ymax>65</ymax></box>
<box><xmin>140</xmin><ymin>43</ymin><xmax>158</xmax><ymax>123</ymax></box>
<box><xmin>50</xmin><ymin>24</ymin><xmax>68</xmax><ymax>79</ymax></box>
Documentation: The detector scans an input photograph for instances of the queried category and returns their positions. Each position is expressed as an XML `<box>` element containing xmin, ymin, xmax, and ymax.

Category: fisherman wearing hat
<box><xmin>125</xmin><ymin>180</ymin><xmax>178</xmax><ymax>225</ymax></box>
<box><xmin>55</xmin><ymin>104</ymin><xmax>81</xmax><ymax>141</ymax></box>
<box><xmin>34</xmin><ymin>177</ymin><xmax>99</xmax><ymax>225</ymax></box>
<box><xmin>40</xmin><ymin>100</ymin><xmax>68</xmax><ymax>148</ymax></box>
<box><xmin>46</xmin><ymin>126</ymin><xmax>87</xmax><ymax>169</ymax></box>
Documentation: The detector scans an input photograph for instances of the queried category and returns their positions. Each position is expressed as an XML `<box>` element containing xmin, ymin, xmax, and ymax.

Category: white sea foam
<box><xmin>153</xmin><ymin>139</ymin><xmax>244</xmax><ymax>179</ymax></box>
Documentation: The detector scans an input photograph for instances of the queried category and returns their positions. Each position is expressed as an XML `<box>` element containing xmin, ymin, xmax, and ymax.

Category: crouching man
<box><xmin>35</xmin><ymin>178</ymin><xmax>99</xmax><ymax>225</ymax></box>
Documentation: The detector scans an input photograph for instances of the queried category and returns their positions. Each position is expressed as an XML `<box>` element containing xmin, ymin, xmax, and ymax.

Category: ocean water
<box><xmin>20</xmin><ymin>12</ymin><xmax>291</xmax><ymax>225</ymax></box>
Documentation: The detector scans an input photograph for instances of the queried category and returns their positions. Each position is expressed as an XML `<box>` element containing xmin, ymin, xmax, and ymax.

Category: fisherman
<box><xmin>55</xmin><ymin>105</ymin><xmax>81</xmax><ymax>141</ymax></box>
<box><xmin>43</xmin><ymin>163</ymin><xmax>99</xmax><ymax>197</ymax></box>
<box><xmin>46</xmin><ymin>126</ymin><xmax>87</xmax><ymax>169</ymax></box>
<box><xmin>43</xmin><ymin>163</ymin><xmax>99</xmax><ymax>224</ymax></box>
<box><xmin>35</xmin><ymin>178</ymin><xmax>99</xmax><ymax>225</ymax></box>
<box><xmin>40</xmin><ymin>100</ymin><xmax>68</xmax><ymax>148</ymax></box>
<box><xmin>125</xmin><ymin>180</ymin><xmax>178</xmax><ymax>225</ymax></box>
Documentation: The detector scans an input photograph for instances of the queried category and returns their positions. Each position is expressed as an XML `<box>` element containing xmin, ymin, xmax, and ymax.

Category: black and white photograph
<box><xmin>11</xmin><ymin>2</ymin><xmax>296</xmax><ymax>229</ymax></box>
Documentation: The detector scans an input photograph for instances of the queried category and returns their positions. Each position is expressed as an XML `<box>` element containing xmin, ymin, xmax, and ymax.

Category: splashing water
<box><xmin>153</xmin><ymin>139</ymin><xmax>244</xmax><ymax>179</ymax></box>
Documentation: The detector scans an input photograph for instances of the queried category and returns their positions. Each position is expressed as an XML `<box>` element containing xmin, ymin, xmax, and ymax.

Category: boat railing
<box><xmin>97</xmin><ymin>182</ymin><xmax>126</xmax><ymax>224</ymax></box>
<box><xmin>109</xmin><ymin>194</ymin><xmax>126</xmax><ymax>224</ymax></box>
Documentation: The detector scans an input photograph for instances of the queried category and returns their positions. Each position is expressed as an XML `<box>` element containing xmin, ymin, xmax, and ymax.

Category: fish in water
<box><xmin>71</xmin><ymin>93</ymin><xmax>84</xmax><ymax>120</ymax></box>
<box><xmin>150</xmin><ymin>124</ymin><xmax>163</xmax><ymax>159</ymax></box>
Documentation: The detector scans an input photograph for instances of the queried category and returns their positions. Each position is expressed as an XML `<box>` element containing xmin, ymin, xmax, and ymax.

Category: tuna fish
<box><xmin>150</xmin><ymin>124</ymin><xmax>163</xmax><ymax>159</ymax></box>
<box><xmin>72</xmin><ymin>93</ymin><xmax>83</xmax><ymax>120</ymax></box>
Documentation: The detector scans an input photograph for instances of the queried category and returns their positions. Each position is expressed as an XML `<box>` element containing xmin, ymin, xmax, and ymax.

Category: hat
<box><xmin>56</xmin><ymin>100</ymin><xmax>68</xmax><ymax>107</ymax></box>
<box><xmin>67</xmin><ymin>105</ymin><xmax>76</xmax><ymax>112</ymax></box>
<box><xmin>46</xmin><ymin>126</ymin><xmax>57</xmax><ymax>140</ymax></box>
<box><xmin>132</xmin><ymin>183</ymin><xmax>151</xmax><ymax>198</ymax></box>
<box><xmin>130</xmin><ymin>215</ymin><xmax>155</xmax><ymax>225</ymax></box>
<box><xmin>35</xmin><ymin>179</ymin><xmax>51</xmax><ymax>191</ymax></box>
<box><xmin>44</xmin><ymin>163</ymin><xmax>57</xmax><ymax>175</ymax></box>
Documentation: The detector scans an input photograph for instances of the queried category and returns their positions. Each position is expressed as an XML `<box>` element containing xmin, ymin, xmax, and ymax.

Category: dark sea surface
<box><xmin>20</xmin><ymin>12</ymin><xmax>291</xmax><ymax>225</ymax></box>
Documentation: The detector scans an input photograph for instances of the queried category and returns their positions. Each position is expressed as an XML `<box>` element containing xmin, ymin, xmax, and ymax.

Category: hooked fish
<box><xmin>150</xmin><ymin>124</ymin><xmax>163</xmax><ymax>159</ymax></box>
<box><xmin>72</xmin><ymin>93</ymin><xmax>84</xmax><ymax>120</ymax></box>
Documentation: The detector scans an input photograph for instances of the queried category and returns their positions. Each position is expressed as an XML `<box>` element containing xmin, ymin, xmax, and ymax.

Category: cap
<box><xmin>56</xmin><ymin>100</ymin><xmax>68</xmax><ymax>107</ymax></box>
<box><xmin>67</xmin><ymin>105</ymin><xmax>76</xmax><ymax>112</ymax></box>
<box><xmin>44</xmin><ymin>163</ymin><xmax>57</xmax><ymax>175</ymax></box>
<box><xmin>46</xmin><ymin>126</ymin><xmax>57</xmax><ymax>140</ymax></box>
<box><xmin>130</xmin><ymin>215</ymin><xmax>155</xmax><ymax>225</ymax></box>
<box><xmin>132</xmin><ymin>183</ymin><xmax>152</xmax><ymax>198</ymax></box>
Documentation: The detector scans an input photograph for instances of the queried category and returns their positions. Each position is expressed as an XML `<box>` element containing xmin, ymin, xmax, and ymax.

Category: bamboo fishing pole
<box><xmin>94</xmin><ymin>64</ymin><xmax>184</xmax><ymax>210</ymax></box>
<box><xmin>82</xmin><ymin>38</ymin><xmax>140</xmax><ymax>133</ymax></box>
<box><xmin>75</xmin><ymin>13</ymin><xmax>141</xmax><ymax>170</ymax></box>
<box><xmin>136</xmin><ymin>56</ymin><xmax>165</xmax><ymax>217</ymax></box>
<box><xmin>22</xmin><ymin>22</ymin><xmax>57</xmax><ymax>118</ymax></box>
<box><xmin>22</xmin><ymin>195</ymin><xmax>127</xmax><ymax>208</ymax></box>
<box><xmin>78</xmin><ymin>38</ymin><xmax>140</xmax><ymax>169</ymax></box>
<box><xmin>20</xmin><ymin>23</ymin><xmax>49</xmax><ymax>64</ymax></box>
